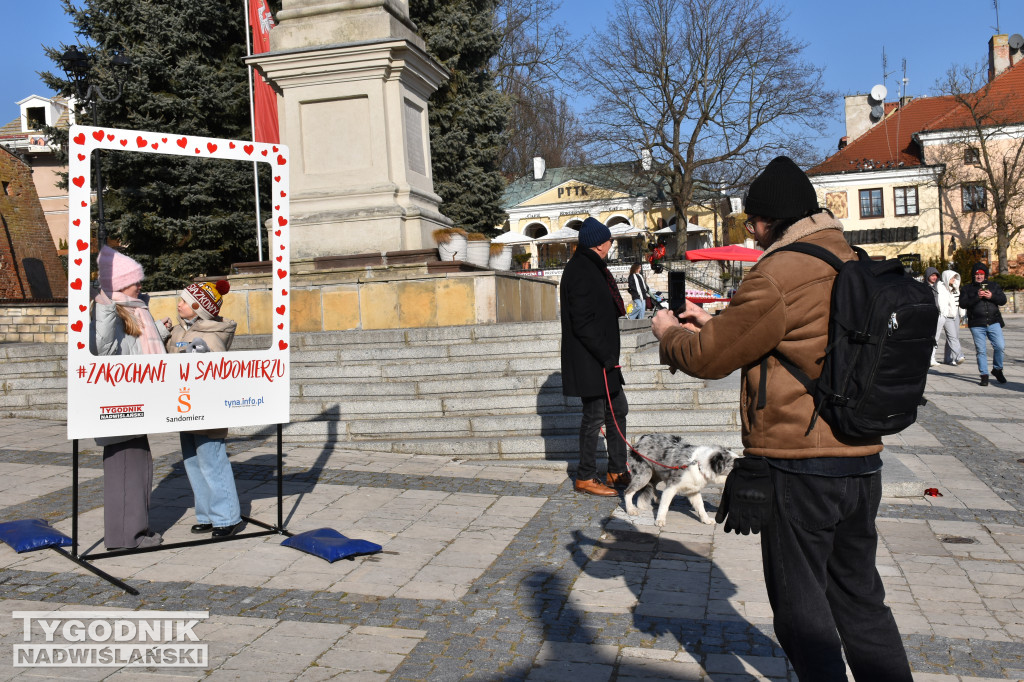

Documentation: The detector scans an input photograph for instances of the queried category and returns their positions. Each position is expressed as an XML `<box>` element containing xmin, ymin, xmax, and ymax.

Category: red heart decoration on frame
<box><xmin>261</xmin><ymin>149</ymin><xmax>268</xmax><ymax>156</ymax></box>
<box><xmin>77</xmin><ymin>342</ymin><xmax>85</xmax><ymax>350</ymax></box>
<box><xmin>280</xmin><ymin>191</ymin><xmax>287</xmax><ymax>197</ymax></box>
<box><xmin>176</xmin><ymin>137</ymin><xmax>188</xmax><ymax>148</ymax></box>
<box><xmin>151</xmin><ymin>143</ymin><xmax>158</xmax><ymax>149</ymax></box>
<box><xmin>229</xmin><ymin>142</ymin><xmax>236</xmax><ymax>149</ymax></box>
<box><xmin>281</xmin><ymin>289</ymin><xmax>288</xmax><ymax>296</ymax></box>
<box><xmin>70</xmin><ymin>320</ymin><xmax>83</xmax><ymax>332</ymax></box>
<box><xmin>78</xmin><ymin>304</ymin><xmax>87</xmax><ymax>312</ymax></box>
<box><xmin>73</xmin><ymin>219</ymin><xmax>81</xmax><ymax>226</ymax></box>
<box><xmin>276</xmin><ymin>256</ymin><xmax>282</xmax><ymax>262</ymax></box>
<box><xmin>277</xmin><ymin>155</ymin><xmax>286</xmax><ymax>165</ymax></box>
<box><xmin>119</xmin><ymin>139</ymin><xmax>127</xmax><ymax>146</ymax></box>
<box><xmin>92</xmin><ymin>130</ymin><xmax>105</xmax><ymax>141</ymax></box>
<box><xmin>278</xmin><ymin>340</ymin><xmax>288</xmax><ymax>351</ymax></box>
<box><xmin>70</xmin><ymin>279</ymin><xmax>83</xmax><ymax>290</ymax></box>
<box><xmin>72</xmin><ymin>176</ymin><xmax>85</xmax><ymax>188</ymax></box>
<box><xmin>81</xmin><ymin>201</ymin><xmax>88</xmax><ymax>207</ymax></box>
<box><xmin>276</xmin><ymin>305</ymin><xmax>286</xmax><ymax>315</ymax></box>
<box><xmin>74</xmin><ymin>260</ymin><xmax>83</xmax><ymax>267</ymax></box>
<box><xmin>136</xmin><ymin>136</ymin><xmax>147</xmax><ymax>148</ymax></box>
<box><xmin>274</xmin><ymin>176</ymin><xmax>281</xmax><ymax>182</ymax></box>
<box><xmin>278</xmin><ymin>216</ymin><xmax>288</xmax><ymax>226</ymax></box>
<box><xmin>274</xmin><ymin>230</ymin><xmax>281</xmax><ymax>237</ymax></box>
<box><xmin>73</xmin><ymin>133</ymin><xmax>86</xmax><ymax>145</ymax></box>
<box><xmin>77</xmin><ymin>154</ymin><xmax>85</xmax><ymax>161</ymax></box>
<box><xmin>279</xmin><ymin>244</ymin><xmax>285</xmax><ymax>251</ymax></box>
<box><xmin>274</xmin><ymin>205</ymin><xmax>280</xmax><ymax>210</ymax></box>
<box><xmin>194</xmin><ymin>148</ymin><xmax>200</xmax><ymax>154</ymax></box>
<box><xmin>76</xmin><ymin>239</ymin><xmax>89</xmax><ymax>251</ymax></box>
<box><xmin>272</xmin><ymin>146</ymin><xmax>278</xmax><ymax>152</ymax></box>
<box><xmin>244</xmin><ymin>144</ymin><xmax>254</xmax><ymax>155</ymax></box>
<box><xmin>277</xmin><ymin>323</ymin><xmax>283</xmax><ymax>330</ymax></box>
<box><xmin>106</xmin><ymin>134</ymin><xmax>114</xmax><ymax>141</ymax></box>
<box><xmin>277</xmin><ymin>269</ymin><xmax>287</xmax><ymax>279</ymax></box>
<box><xmin>207</xmin><ymin>142</ymin><xmax>218</xmax><ymax>153</ymax></box>
<box><xmin>162</xmin><ymin>138</ymin><xmax>168</xmax><ymax>143</ymax></box>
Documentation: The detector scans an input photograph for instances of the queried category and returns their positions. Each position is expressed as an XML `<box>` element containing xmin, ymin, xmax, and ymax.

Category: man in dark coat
<box><xmin>560</xmin><ymin>217</ymin><xmax>632</xmax><ymax>496</ymax></box>
<box><xmin>960</xmin><ymin>262</ymin><xmax>1007</xmax><ymax>385</ymax></box>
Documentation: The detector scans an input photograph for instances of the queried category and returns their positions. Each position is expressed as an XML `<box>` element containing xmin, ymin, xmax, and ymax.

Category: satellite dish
<box><xmin>870</xmin><ymin>84</ymin><xmax>887</xmax><ymax>102</ymax></box>
<box><xmin>1010</xmin><ymin>34</ymin><xmax>1024</xmax><ymax>51</ymax></box>
<box><xmin>870</xmin><ymin>104</ymin><xmax>885</xmax><ymax>120</ymax></box>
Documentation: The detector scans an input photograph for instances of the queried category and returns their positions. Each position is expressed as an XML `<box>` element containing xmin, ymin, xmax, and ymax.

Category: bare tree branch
<box><xmin>572</xmin><ymin>0</ymin><xmax>837</xmax><ymax>235</ymax></box>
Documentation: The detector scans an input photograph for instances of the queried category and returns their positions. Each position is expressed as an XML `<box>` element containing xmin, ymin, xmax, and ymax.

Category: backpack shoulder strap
<box><xmin>768</xmin><ymin>242</ymin><xmax>846</xmax><ymax>271</ymax></box>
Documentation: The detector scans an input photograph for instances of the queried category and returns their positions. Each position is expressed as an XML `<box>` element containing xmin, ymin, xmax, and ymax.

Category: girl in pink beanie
<box><xmin>90</xmin><ymin>246</ymin><xmax>165</xmax><ymax>550</ymax></box>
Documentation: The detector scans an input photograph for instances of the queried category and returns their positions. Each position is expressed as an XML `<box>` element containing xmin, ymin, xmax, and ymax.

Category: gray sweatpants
<box><xmin>937</xmin><ymin>315</ymin><xmax>964</xmax><ymax>363</ymax></box>
<box><xmin>102</xmin><ymin>436</ymin><xmax>154</xmax><ymax>549</ymax></box>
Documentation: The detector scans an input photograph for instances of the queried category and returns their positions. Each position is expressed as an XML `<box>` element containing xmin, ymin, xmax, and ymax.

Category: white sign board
<box><xmin>65</xmin><ymin>125</ymin><xmax>290</xmax><ymax>440</ymax></box>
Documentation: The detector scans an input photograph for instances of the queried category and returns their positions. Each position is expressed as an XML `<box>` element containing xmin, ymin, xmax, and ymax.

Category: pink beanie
<box><xmin>98</xmin><ymin>246</ymin><xmax>144</xmax><ymax>294</ymax></box>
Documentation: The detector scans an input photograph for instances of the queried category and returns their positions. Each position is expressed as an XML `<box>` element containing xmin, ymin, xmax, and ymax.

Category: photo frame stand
<box><xmin>53</xmin><ymin>424</ymin><xmax>292</xmax><ymax>595</ymax></box>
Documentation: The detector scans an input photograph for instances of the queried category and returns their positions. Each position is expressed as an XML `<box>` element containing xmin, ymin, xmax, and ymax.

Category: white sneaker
<box><xmin>955</xmin><ymin>356</ymin><xmax>966</xmax><ymax>365</ymax></box>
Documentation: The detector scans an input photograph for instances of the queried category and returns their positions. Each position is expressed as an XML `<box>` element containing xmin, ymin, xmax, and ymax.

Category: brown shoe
<box><xmin>574</xmin><ymin>478</ymin><xmax>618</xmax><ymax>496</ymax></box>
<box><xmin>606</xmin><ymin>471</ymin><xmax>632</xmax><ymax>489</ymax></box>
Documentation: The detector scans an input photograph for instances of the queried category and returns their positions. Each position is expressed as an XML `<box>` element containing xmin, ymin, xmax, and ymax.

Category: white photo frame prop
<box><xmin>65</xmin><ymin>125</ymin><xmax>291</xmax><ymax>440</ymax></box>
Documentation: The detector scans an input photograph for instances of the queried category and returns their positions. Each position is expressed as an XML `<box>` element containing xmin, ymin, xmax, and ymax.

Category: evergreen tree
<box><xmin>410</xmin><ymin>0</ymin><xmax>509</xmax><ymax>234</ymax></box>
<box><xmin>43</xmin><ymin>0</ymin><xmax>268</xmax><ymax>291</ymax></box>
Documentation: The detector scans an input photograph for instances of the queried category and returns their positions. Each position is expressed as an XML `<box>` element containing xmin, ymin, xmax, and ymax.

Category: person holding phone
<box><xmin>960</xmin><ymin>262</ymin><xmax>1007</xmax><ymax>385</ymax></box>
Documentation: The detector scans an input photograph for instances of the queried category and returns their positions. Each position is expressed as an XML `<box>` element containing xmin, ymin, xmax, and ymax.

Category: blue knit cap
<box><xmin>578</xmin><ymin>217</ymin><xmax>611</xmax><ymax>248</ymax></box>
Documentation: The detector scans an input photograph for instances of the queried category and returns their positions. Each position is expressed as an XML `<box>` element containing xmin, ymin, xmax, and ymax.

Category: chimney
<box><xmin>641</xmin><ymin>148</ymin><xmax>652</xmax><ymax>171</ymax></box>
<box><xmin>844</xmin><ymin>94</ymin><xmax>878</xmax><ymax>143</ymax></box>
<box><xmin>532</xmin><ymin>156</ymin><xmax>546</xmax><ymax>180</ymax></box>
<box><xmin>989</xmin><ymin>34</ymin><xmax>1011</xmax><ymax>81</ymax></box>
<box><xmin>838</xmin><ymin>136</ymin><xmax>849</xmax><ymax>151</ymax></box>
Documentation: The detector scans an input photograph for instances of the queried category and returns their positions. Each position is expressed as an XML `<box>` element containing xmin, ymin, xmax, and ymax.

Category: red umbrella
<box><xmin>684</xmin><ymin>245</ymin><xmax>763</xmax><ymax>262</ymax></box>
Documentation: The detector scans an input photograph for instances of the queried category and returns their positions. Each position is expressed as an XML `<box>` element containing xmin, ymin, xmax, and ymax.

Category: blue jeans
<box><xmin>180</xmin><ymin>432</ymin><xmax>241</xmax><ymax>527</ymax></box>
<box><xmin>970</xmin><ymin>323</ymin><xmax>1005</xmax><ymax>374</ymax></box>
<box><xmin>628</xmin><ymin>298</ymin><xmax>645</xmax><ymax>319</ymax></box>
<box><xmin>762</xmin><ymin>468</ymin><xmax>912</xmax><ymax>681</ymax></box>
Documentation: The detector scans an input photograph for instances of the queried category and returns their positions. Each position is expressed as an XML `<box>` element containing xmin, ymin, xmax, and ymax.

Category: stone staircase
<box><xmin>0</xmin><ymin>320</ymin><xmax>741</xmax><ymax>465</ymax></box>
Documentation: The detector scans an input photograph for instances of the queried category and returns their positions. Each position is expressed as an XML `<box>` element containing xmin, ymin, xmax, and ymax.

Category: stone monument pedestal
<box><xmin>248</xmin><ymin>0</ymin><xmax>451</xmax><ymax>260</ymax></box>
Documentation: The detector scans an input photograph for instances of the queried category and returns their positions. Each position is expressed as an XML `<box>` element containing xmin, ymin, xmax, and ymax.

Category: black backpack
<box><xmin>760</xmin><ymin>243</ymin><xmax>939</xmax><ymax>438</ymax></box>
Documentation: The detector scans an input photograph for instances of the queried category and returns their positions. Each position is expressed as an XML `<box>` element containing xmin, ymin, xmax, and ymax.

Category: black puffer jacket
<box><xmin>960</xmin><ymin>262</ymin><xmax>1006</xmax><ymax>328</ymax></box>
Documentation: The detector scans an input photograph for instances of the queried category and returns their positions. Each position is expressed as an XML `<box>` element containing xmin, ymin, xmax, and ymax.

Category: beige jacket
<box><xmin>659</xmin><ymin>213</ymin><xmax>883</xmax><ymax>459</ymax></box>
<box><xmin>164</xmin><ymin>316</ymin><xmax>237</xmax><ymax>439</ymax></box>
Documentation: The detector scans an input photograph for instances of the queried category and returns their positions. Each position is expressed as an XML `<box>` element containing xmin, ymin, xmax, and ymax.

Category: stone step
<box><xmin>239</xmin><ymin>430</ymin><xmax>744</xmax><ymax>460</ymax></box>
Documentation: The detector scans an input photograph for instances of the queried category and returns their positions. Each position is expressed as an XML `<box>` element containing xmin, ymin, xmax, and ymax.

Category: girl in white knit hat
<box><xmin>162</xmin><ymin>280</ymin><xmax>243</xmax><ymax>537</ymax></box>
<box><xmin>90</xmin><ymin>246</ymin><xmax>165</xmax><ymax>550</ymax></box>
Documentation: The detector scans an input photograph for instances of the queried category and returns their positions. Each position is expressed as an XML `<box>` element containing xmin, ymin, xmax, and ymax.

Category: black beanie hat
<box><xmin>578</xmin><ymin>217</ymin><xmax>612</xmax><ymax>249</ymax></box>
<box><xmin>744</xmin><ymin>156</ymin><xmax>819</xmax><ymax>220</ymax></box>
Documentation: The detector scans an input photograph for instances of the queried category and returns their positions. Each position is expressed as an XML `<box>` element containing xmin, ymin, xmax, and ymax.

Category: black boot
<box><xmin>980</xmin><ymin>374</ymin><xmax>989</xmax><ymax>386</ymax></box>
<box><xmin>992</xmin><ymin>368</ymin><xmax>1006</xmax><ymax>384</ymax></box>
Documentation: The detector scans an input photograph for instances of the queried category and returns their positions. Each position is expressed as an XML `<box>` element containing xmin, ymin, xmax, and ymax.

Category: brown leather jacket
<box><xmin>659</xmin><ymin>213</ymin><xmax>882</xmax><ymax>459</ymax></box>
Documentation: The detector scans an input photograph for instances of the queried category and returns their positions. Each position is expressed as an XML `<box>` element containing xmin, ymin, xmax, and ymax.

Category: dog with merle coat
<box><xmin>623</xmin><ymin>435</ymin><xmax>739</xmax><ymax>526</ymax></box>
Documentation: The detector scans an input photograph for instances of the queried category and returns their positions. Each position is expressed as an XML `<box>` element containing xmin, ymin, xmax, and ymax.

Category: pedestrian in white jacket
<box><xmin>938</xmin><ymin>270</ymin><xmax>966</xmax><ymax>365</ymax></box>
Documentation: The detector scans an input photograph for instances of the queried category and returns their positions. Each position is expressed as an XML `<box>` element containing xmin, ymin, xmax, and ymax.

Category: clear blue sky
<box><xmin>4</xmin><ymin>0</ymin><xmax>1024</xmax><ymax>155</ymax></box>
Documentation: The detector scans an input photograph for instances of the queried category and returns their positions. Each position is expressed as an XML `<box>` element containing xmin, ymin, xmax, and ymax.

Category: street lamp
<box><xmin>58</xmin><ymin>46</ymin><xmax>133</xmax><ymax>251</ymax></box>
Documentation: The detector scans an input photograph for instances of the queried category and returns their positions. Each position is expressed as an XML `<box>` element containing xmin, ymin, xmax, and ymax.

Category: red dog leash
<box><xmin>603</xmin><ymin>366</ymin><xmax>687</xmax><ymax>470</ymax></box>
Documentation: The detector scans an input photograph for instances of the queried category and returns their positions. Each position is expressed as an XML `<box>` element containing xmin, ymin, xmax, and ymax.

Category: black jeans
<box><xmin>577</xmin><ymin>390</ymin><xmax>628</xmax><ymax>482</ymax></box>
<box><xmin>761</xmin><ymin>468</ymin><xmax>912</xmax><ymax>682</ymax></box>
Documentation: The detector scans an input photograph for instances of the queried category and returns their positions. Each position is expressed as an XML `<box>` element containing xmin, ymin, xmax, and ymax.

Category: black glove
<box><xmin>715</xmin><ymin>457</ymin><xmax>773</xmax><ymax>535</ymax></box>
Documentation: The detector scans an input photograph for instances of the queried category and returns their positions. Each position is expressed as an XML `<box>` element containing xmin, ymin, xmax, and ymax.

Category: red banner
<box><xmin>248</xmin><ymin>0</ymin><xmax>279</xmax><ymax>144</ymax></box>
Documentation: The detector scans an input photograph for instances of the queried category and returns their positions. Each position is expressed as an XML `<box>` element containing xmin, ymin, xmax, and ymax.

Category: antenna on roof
<box><xmin>992</xmin><ymin>0</ymin><xmax>1000</xmax><ymax>35</ymax></box>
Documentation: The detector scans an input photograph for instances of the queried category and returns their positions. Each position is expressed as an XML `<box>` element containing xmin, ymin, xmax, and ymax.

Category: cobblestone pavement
<box><xmin>2</xmin><ymin>320</ymin><xmax>1024</xmax><ymax>680</ymax></box>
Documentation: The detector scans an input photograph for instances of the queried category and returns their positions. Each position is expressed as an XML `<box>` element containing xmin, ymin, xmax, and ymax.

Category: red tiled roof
<box><xmin>811</xmin><ymin>60</ymin><xmax>1024</xmax><ymax>176</ymax></box>
<box><xmin>809</xmin><ymin>96</ymin><xmax>958</xmax><ymax>175</ymax></box>
<box><xmin>921</xmin><ymin>60</ymin><xmax>1024</xmax><ymax>131</ymax></box>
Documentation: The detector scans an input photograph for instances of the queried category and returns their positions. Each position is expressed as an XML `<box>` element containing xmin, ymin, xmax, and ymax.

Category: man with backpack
<box><xmin>651</xmin><ymin>156</ymin><xmax>914</xmax><ymax>681</ymax></box>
